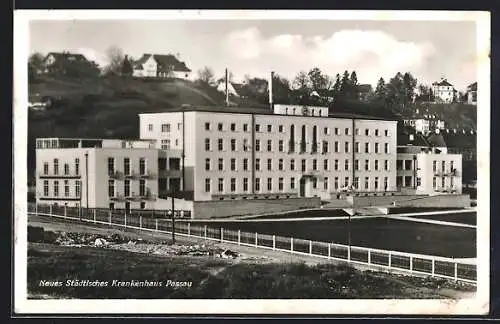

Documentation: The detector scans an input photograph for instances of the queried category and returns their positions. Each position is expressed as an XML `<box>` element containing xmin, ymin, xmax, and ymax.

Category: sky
<box><xmin>29</xmin><ymin>18</ymin><xmax>478</xmax><ymax>91</ymax></box>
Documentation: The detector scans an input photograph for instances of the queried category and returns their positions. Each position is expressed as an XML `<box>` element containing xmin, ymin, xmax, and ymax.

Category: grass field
<box><xmin>406</xmin><ymin>212</ymin><xmax>476</xmax><ymax>226</ymax></box>
<box><xmin>189</xmin><ymin>217</ymin><xmax>476</xmax><ymax>258</ymax></box>
<box><xmin>244</xmin><ymin>209</ymin><xmax>350</xmax><ymax>220</ymax></box>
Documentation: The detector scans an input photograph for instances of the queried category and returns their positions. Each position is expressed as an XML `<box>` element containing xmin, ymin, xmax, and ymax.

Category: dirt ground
<box><xmin>26</xmin><ymin>215</ymin><xmax>476</xmax><ymax>300</ymax></box>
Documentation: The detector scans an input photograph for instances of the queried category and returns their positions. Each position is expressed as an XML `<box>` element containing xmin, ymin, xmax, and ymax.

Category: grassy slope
<box><xmin>28</xmin><ymin>243</ymin><xmax>472</xmax><ymax>299</ymax></box>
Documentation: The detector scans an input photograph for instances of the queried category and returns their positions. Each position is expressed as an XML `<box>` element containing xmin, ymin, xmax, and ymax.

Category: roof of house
<box><xmin>426</xmin><ymin>133</ymin><xmax>447</xmax><ymax>147</ymax></box>
<box><xmin>133</xmin><ymin>54</ymin><xmax>191</xmax><ymax>72</ymax></box>
<box><xmin>467</xmin><ymin>82</ymin><xmax>477</xmax><ymax>91</ymax></box>
<box><xmin>45</xmin><ymin>52</ymin><xmax>89</xmax><ymax>63</ymax></box>
<box><xmin>357</xmin><ymin>84</ymin><xmax>373</xmax><ymax>93</ymax></box>
<box><xmin>397</xmin><ymin>125</ymin><xmax>430</xmax><ymax>146</ymax></box>
<box><xmin>433</xmin><ymin>79</ymin><xmax>454</xmax><ymax>87</ymax></box>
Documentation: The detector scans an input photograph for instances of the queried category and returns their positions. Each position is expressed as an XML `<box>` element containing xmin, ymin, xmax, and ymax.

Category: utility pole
<box><xmin>85</xmin><ymin>152</ymin><xmax>89</xmax><ymax>219</ymax></box>
<box><xmin>171</xmin><ymin>186</ymin><xmax>176</xmax><ymax>244</ymax></box>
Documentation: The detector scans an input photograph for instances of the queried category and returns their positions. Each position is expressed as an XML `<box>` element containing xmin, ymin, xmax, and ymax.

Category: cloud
<box><xmin>222</xmin><ymin>28</ymin><xmax>437</xmax><ymax>85</ymax></box>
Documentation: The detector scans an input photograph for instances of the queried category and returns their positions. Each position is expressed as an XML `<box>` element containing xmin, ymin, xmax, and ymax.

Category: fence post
<box><xmin>155</xmin><ymin>219</ymin><xmax>158</xmax><ymax>231</ymax></box>
<box><xmin>328</xmin><ymin>244</ymin><xmax>331</xmax><ymax>259</ymax></box>
<box><xmin>49</xmin><ymin>204</ymin><xmax>53</xmax><ymax>216</ymax></box>
<box><xmin>35</xmin><ymin>203</ymin><xmax>38</xmax><ymax>216</ymax></box>
<box><xmin>221</xmin><ymin>228</ymin><xmax>224</xmax><ymax>242</ymax></box>
<box><xmin>431</xmin><ymin>258</ymin><xmax>435</xmax><ymax>277</ymax></box>
<box><xmin>290</xmin><ymin>237</ymin><xmax>294</xmax><ymax>252</ymax></box>
<box><xmin>454</xmin><ymin>262</ymin><xmax>458</xmax><ymax>281</ymax></box>
<box><xmin>368</xmin><ymin>250</ymin><xmax>371</xmax><ymax>265</ymax></box>
<box><xmin>93</xmin><ymin>209</ymin><xmax>96</xmax><ymax>223</ymax></box>
<box><xmin>64</xmin><ymin>205</ymin><xmax>67</xmax><ymax>218</ymax></box>
<box><xmin>238</xmin><ymin>230</ymin><xmax>241</xmax><ymax>245</ymax></box>
<box><xmin>140</xmin><ymin>216</ymin><xmax>142</xmax><ymax>229</ymax></box>
<box><xmin>187</xmin><ymin>223</ymin><xmax>191</xmax><ymax>236</ymax></box>
<box><xmin>273</xmin><ymin>235</ymin><xmax>276</xmax><ymax>250</ymax></box>
<box><xmin>125</xmin><ymin>213</ymin><xmax>127</xmax><ymax>228</ymax></box>
<box><xmin>409</xmin><ymin>256</ymin><xmax>413</xmax><ymax>273</ymax></box>
<box><xmin>204</xmin><ymin>225</ymin><xmax>207</xmax><ymax>239</ymax></box>
<box><xmin>309</xmin><ymin>240</ymin><xmax>312</xmax><ymax>255</ymax></box>
<box><xmin>255</xmin><ymin>232</ymin><xmax>258</xmax><ymax>246</ymax></box>
<box><xmin>109</xmin><ymin>211</ymin><xmax>112</xmax><ymax>224</ymax></box>
<box><xmin>388</xmin><ymin>252</ymin><xmax>392</xmax><ymax>268</ymax></box>
<box><xmin>347</xmin><ymin>246</ymin><xmax>351</xmax><ymax>262</ymax></box>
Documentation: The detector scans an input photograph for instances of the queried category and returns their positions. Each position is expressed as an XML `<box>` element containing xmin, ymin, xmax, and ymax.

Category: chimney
<box><xmin>269</xmin><ymin>71</ymin><xmax>274</xmax><ymax>109</ymax></box>
<box><xmin>225</xmin><ymin>68</ymin><xmax>229</xmax><ymax>107</ymax></box>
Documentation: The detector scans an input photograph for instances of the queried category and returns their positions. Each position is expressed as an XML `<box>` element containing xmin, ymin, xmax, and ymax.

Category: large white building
<box><xmin>431</xmin><ymin>78</ymin><xmax>456</xmax><ymax>103</ymax></box>
<box><xmin>138</xmin><ymin>104</ymin><xmax>398</xmax><ymax>202</ymax></box>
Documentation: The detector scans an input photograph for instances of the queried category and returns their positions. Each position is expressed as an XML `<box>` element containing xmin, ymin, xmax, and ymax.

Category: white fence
<box><xmin>27</xmin><ymin>204</ymin><xmax>476</xmax><ymax>284</ymax></box>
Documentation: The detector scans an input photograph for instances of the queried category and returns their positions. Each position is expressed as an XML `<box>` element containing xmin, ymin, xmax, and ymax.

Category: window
<box><xmin>441</xmin><ymin>161</ymin><xmax>446</xmax><ymax>172</ymax></box>
<box><xmin>279</xmin><ymin>140</ymin><xmax>284</xmax><ymax>152</ymax></box>
<box><xmin>384</xmin><ymin>177</ymin><xmax>388</xmax><ymax>190</ymax></box>
<box><xmin>344</xmin><ymin>159</ymin><xmax>349</xmax><ymax>171</ymax></box>
<box><xmin>267</xmin><ymin>124</ymin><xmax>272</xmax><ymax>132</ymax></box>
<box><xmin>355</xmin><ymin>128</ymin><xmax>360</xmax><ymax>135</ymax></box>
<box><xmin>243</xmin><ymin>124</ymin><xmax>248</xmax><ymax>132</ymax></box>
<box><xmin>75</xmin><ymin>180</ymin><xmax>81</xmax><ymax>197</ymax></box>
<box><xmin>344</xmin><ymin>177</ymin><xmax>350</xmax><ymax>187</ymax></box>
<box><xmin>205</xmin><ymin>158</ymin><xmax>210</xmax><ymax>171</ymax></box>
<box><xmin>450</xmin><ymin>177</ymin><xmax>454</xmax><ymax>188</ymax></box>
<box><xmin>345</xmin><ymin>142</ymin><xmax>349</xmax><ymax>153</ymax></box>
<box><xmin>433</xmin><ymin>177</ymin><xmax>437</xmax><ymax>189</ymax></box>
<box><xmin>108</xmin><ymin>179</ymin><xmax>115</xmax><ymax>197</ymax></box>
<box><xmin>417</xmin><ymin>177</ymin><xmax>421</xmax><ymax>187</ymax></box>
<box><xmin>267</xmin><ymin>178</ymin><xmax>272</xmax><ymax>191</ymax></box>
<box><xmin>139</xmin><ymin>158</ymin><xmax>146</xmax><ymax>175</ymax></box>
<box><xmin>334</xmin><ymin>159</ymin><xmax>339</xmax><ymax>171</ymax></box>
<box><xmin>42</xmin><ymin>180</ymin><xmax>49</xmax><ymax>196</ymax></box>
<box><xmin>53</xmin><ymin>159</ymin><xmax>59</xmax><ymax>175</ymax></box>
<box><xmin>256</xmin><ymin>159</ymin><xmax>261</xmax><ymax>171</ymax></box>
<box><xmin>175</xmin><ymin>139</ymin><xmax>179</xmax><ymax>147</ymax></box>
<box><xmin>432</xmin><ymin>161</ymin><xmax>437</xmax><ymax>172</ymax></box>
<box><xmin>279</xmin><ymin>178</ymin><xmax>284</xmax><ymax>191</ymax></box>
<box><xmin>148</xmin><ymin>124</ymin><xmax>153</xmax><ymax>131</ymax></box>
<box><xmin>365</xmin><ymin>142</ymin><xmax>370</xmax><ymax>153</ymax></box>
<box><xmin>365</xmin><ymin>160</ymin><xmax>370</xmax><ymax>171</ymax></box>
<box><xmin>353</xmin><ymin>177</ymin><xmax>359</xmax><ymax>189</ymax></box>
<box><xmin>312</xmin><ymin>159</ymin><xmax>317</xmax><ymax>170</ymax></box>
<box><xmin>441</xmin><ymin>177</ymin><xmax>446</xmax><ymax>188</ymax></box>
<box><xmin>375</xmin><ymin>143</ymin><xmax>379</xmax><ymax>153</ymax></box>
<box><xmin>451</xmin><ymin>160</ymin><xmax>455</xmax><ymax>172</ymax></box>
<box><xmin>324</xmin><ymin>159</ymin><xmax>329</xmax><ymax>171</ymax></box>
<box><xmin>345</xmin><ymin>128</ymin><xmax>349</xmax><ymax>135</ymax></box>
<box><xmin>267</xmin><ymin>140</ymin><xmax>272</xmax><ymax>152</ymax></box>
<box><xmin>43</xmin><ymin>162</ymin><xmax>49</xmax><ymax>175</ymax></box>
<box><xmin>364</xmin><ymin>177</ymin><xmax>369</xmax><ymax>190</ymax></box>
<box><xmin>218</xmin><ymin>138</ymin><xmax>224</xmax><ymax>151</ymax></box>
<box><xmin>334</xmin><ymin>141</ymin><xmax>339</xmax><ymax>153</ymax></box>
<box><xmin>404</xmin><ymin>176</ymin><xmax>412</xmax><ymax>187</ymax></box>
<box><xmin>256</xmin><ymin>124</ymin><xmax>261</xmax><ymax>132</ymax></box>
<box><xmin>355</xmin><ymin>142</ymin><xmax>360</xmax><ymax>153</ymax></box>
<box><xmin>279</xmin><ymin>159</ymin><xmax>284</xmax><ymax>171</ymax></box>
<box><xmin>218</xmin><ymin>123</ymin><xmax>223</xmax><ymax>131</ymax></box>
<box><xmin>279</xmin><ymin>125</ymin><xmax>283</xmax><ymax>132</ymax></box>
<box><xmin>54</xmin><ymin>180</ymin><xmax>59</xmax><ymax>197</ymax></box>
<box><xmin>255</xmin><ymin>178</ymin><xmax>261</xmax><ymax>191</ymax></box>
<box><xmin>385</xmin><ymin>130</ymin><xmax>389</xmax><ymax>136</ymax></box>
<box><xmin>301</xmin><ymin>159</ymin><xmax>306</xmax><ymax>172</ymax></box>
<box><xmin>324</xmin><ymin>177</ymin><xmax>329</xmax><ymax>190</ymax></box>
<box><xmin>161</xmin><ymin>123</ymin><xmax>170</xmax><ymax>132</ymax></box>
<box><xmin>177</xmin><ymin>123</ymin><xmax>182</xmax><ymax>131</ymax></box>
<box><xmin>374</xmin><ymin>160</ymin><xmax>379</xmax><ymax>171</ymax></box>
<box><xmin>63</xmin><ymin>163</ymin><xmax>69</xmax><ymax>175</ymax></box>
<box><xmin>255</xmin><ymin>139</ymin><xmax>261</xmax><ymax>151</ymax></box>
<box><xmin>374</xmin><ymin>177</ymin><xmax>379</xmax><ymax>190</ymax></box>
<box><xmin>231</xmin><ymin>139</ymin><xmax>236</xmax><ymax>151</ymax></box>
<box><xmin>355</xmin><ymin>159</ymin><xmax>359</xmax><ymax>171</ymax></box>
<box><xmin>405</xmin><ymin>160</ymin><xmax>412</xmax><ymax>170</ymax></box>
<box><xmin>161</xmin><ymin>139</ymin><xmax>171</xmax><ymax>150</ymax></box>
<box><xmin>324</xmin><ymin>127</ymin><xmax>329</xmax><ymax>135</ymax></box>
<box><xmin>290</xmin><ymin>177</ymin><xmax>295</xmax><ymax>189</ymax></box>
<box><xmin>365</xmin><ymin>129</ymin><xmax>369</xmax><ymax>136</ymax></box>
<box><xmin>230</xmin><ymin>158</ymin><xmax>236</xmax><ymax>171</ymax></box>
<box><xmin>384</xmin><ymin>143</ymin><xmax>389</xmax><ymax>154</ymax></box>
<box><xmin>230</xmin><ymin>123</ymin><xmax>236</xmax><ymax>131</ymax></box>
<box><xmin>334</xmin><ymin>127</ymin><xmax>339</xmax><ymax>135</ymax></box>
<box><xmin>267</xmin><ymin>158</ymin><xmax>272</xmax><ymax>171</ymax></box>
<box><xmin>218</xmin><ymin>158</ymin><xmax>224</xmax><ymax>171</ymax></box>
<box><xmin>205</xmin><ymin>179</ymin><xmax>211</xmax><ymax>192</ymax></box>
<box><xmin>322</xmin><ymin>141</ymin><xmax>328</xmax><ymax>153</ymax></box>
<box><xmin>218</xmin><ymin>178</ymin><xmax>224</xmax><ymax>192</ymax></box>
<box><xmin>230</xmin><ymin>178</ymin><xmax>236</xmax><ymax>192</ymax></box>
<box><xmin>205</xmin><ymin>122</ymin><xmax>211</xmax><ymax>131</ymax></box>
<box><xmin>243</xmin><ymin>178</ymin><xmax>249</xmax><ymax>191</ymax></box>
<box><xmin>375</xmin><ymin>129</ymin><xmax>379</xmax><ymax>136</ymax></box>
<box><xmin>384</xmin><ymin>160</ymin><xmax>389</xmax><ymax>171</ymax></box>
<box><xmin>140</xmin><ymin>202</ymin><xmax>146</xmax><ymax>209</ymax></box>
<box><xmin>243</xmin><ymin>158</ymin><xmax>249</xmax><ymax>171</ymax></box>
<box><xmin>205</xmin><ymin>138</ymin><xmax>210</xmax><ymax>151</ymax></box>
<box><xmin>107</xmin><ymin>158</ymin><xmax>114</xmax><ymax>175</ymax></box>
<box><xmin>124</xmin><ymin>180</ymin><xmax>130</xmax><ymax>197</ymax></box>
<box><xmin>290</xmin><ymin>159</ymin><xmax>295</xmax><ymax>171</ymax></box>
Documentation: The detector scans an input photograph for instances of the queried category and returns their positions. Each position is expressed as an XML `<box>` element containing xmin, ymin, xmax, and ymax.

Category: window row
<box><xmin>42</xmin><ymin>158</ymin><xmax>80</xmax><ymax>176</ymax></box>
<box><xmin>147</xmin><ymin>123</ymin><xmax>183</xmax><ymax>133</ymax></box>
<box><xmin>160</xmin><ymin>139</ymin><xmax>180</xmax><ymax>150</ymax></box>
<box><xmin>42</xmin><ymin>180</ymin><xmax>81</xmax><ymax>197</ymax></box>
<box><xmin>431</xmin><ymin>160</ymin><xmax>457</xmax><ymax>173</ymax></box>
<box><xmin>107</xmin><ymin>179</ymin><xmax>150</xmax><ymax>197</ymax></box>
<box><xmin>107</xmin><ymin>157</ymin><xmax>148</xmax><ymax>175</ymax></box>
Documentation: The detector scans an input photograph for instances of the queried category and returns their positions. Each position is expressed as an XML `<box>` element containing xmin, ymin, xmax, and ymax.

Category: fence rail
<box><xmin>27</xmin><ymin>203</ymin><xmax>476</xmax><ymax>284</ymax></box>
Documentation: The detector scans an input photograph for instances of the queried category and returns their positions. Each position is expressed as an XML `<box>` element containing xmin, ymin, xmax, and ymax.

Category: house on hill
<box><xmin>357</xmin><ymin>84</ymin><xmax>373</xmax><ymax>102</ymax></box>
<box><xmin>43</xmin><ymin>52</ymin><xmax>92</xmax><ymax>74</ymax></box>
<box><xmin>132</xmin><ymin>54</ymin><xmax>192</xmax><ymax>79</ymax></box>
<box><xmin>431</xmin><ymin>78</ymin><xmax>456</xmax><ymax>103</ymax></box>
<box><xmin>466</xmin><ymin>82</ymin><xmax>477</xmax><ymax>105</ymax></box>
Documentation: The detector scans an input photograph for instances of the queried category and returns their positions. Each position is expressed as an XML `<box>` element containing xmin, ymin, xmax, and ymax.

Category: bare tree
<box><xmin>104</xmin><ymin>46</ymin><xmax>125</xmax><ymax>76</ymax></box>
<box><xmin>196</xmin><ymin>66</ymin><xmax>216</xmax><ymax>86</ymax></box>
<box><xmin>28</xmin><ymin>52</ymin><xmax>45</xmax><ymax>73</ymax></box>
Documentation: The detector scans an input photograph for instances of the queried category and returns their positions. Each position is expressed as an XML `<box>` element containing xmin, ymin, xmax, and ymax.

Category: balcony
<box><xmin>38</xmin><ymin>171</ymin><xmax>81</xmax><ymax>179</ymax></box>
<box><xmin>110</xmin><ymin>194</ymin><xmax>126</xmax><ymax>202</ymax></box>
<box><xmin>108</xmin><ymin>170</ymin><xmax>124</xmax><ymax>180</ymax></box>
<box><xmin>434</xmin><ymin>169</ymin><xmax>460</xmax><ymax>177</ymax></box>
<box><xmin>139</xmin><ymin>170</ymin><xmax>157</xmax><ymax>179</ymax></box>
<box><xmin>129</xmin><ymin>189</ymin><xmax>157</xmax><ymax>201</ymax></box>
<box><xmin>124</xmin><ymin>171</ymin><xmax>140</xmax><ymax>179</ymax></box>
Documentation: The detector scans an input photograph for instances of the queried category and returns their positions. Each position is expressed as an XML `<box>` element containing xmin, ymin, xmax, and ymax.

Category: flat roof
<box><xmin>139</xmin><ymin>105</ymin><xmax>397</xmax><ymax>121</ymax></box>
<box><xmin>36</xmin><ymin>137</ymin><xmax>155</xmax><ymax>142</ymax></box>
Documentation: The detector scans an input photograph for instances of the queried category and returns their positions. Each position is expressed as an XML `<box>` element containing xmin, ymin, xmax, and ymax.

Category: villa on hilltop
<box><xmin>431</xmin><ymin>78</ymin><xmax>457</xmax><ymax>103</ymax></box>
<box><xmin>132</xmin><ymin>53</ymin><xmax>192</xmax><ymax>79</ymax></box>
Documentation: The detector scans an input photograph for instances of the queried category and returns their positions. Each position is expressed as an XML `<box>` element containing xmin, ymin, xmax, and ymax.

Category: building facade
<box><xmin>396</xmin><ymin>145</ymin><xmax>462</xmax><ymax>195</ymax></box>
<box><xmin>431</xmin><ymin>79</ymin><xmax>456</xmax><ymax>103</ymax></box>
<box><xmin>139</xmin><ymin>106</ymin><xmax>398</xmax><ymax>202</ymax></box>
<box><xmin>35</xmin><ymin>138</ymin><xmax>160</xmax><ymax>210</ymax></box>
<box><xmin>132</xmin><ymin>54</ymin><xmax>192</xmax><ymax>79</ymax></box>
<box><xmin>467</xmin><ymin>82</ymin><xmax>477</xmax><ymax>105</ymax></box>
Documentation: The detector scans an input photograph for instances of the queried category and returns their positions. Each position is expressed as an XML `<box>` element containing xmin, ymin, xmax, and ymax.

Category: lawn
<box><xmin>27</xmin><ymin>243</ymin><xmax>474</xmax><ymax>299</ymax></box>
<box><xmin>406</xmin><ymin>212</ymin><xmax>476</xmax><ymax>226</ymax></box>
<box><xmin>189</xmin><ymin>217</ymin><xmax>476</xmax><ymax>258</ymax></box>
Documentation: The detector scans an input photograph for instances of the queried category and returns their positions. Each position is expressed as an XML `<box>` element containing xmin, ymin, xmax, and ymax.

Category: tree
<box><xmin>349</xmin><ymin>71</ymin><xmax>359</xmax><ymax>99</ymax></box>
<box><xmin>374</xmin><ymin>77</ymin><xmax>386</xmax><ymax>100</ymax></box>
<box><xmin>292</xmin><ymin>71</ymin><xmax>311</xmax><ymax>90</ymax></box>
<box><xmin>307</xmin><ymin>67</ymin><xmax>329</xmax><ymax>91</ymax></box>
<box><xmin>121</xmin><ymin>55</ymin><xmax>133</xmax><ymax>76</ymax></box>
<box><xmin>338</xmin><ymin>70</ymin><xmax>350</xmax><ymax>100</ymax></box>
<box><xmin>103</xmin><ymin>46</ymin><xmax>125</xmax><ymax>76</ymax></box>
<box><xmin>271</xmin><ymin>74</ymin><xmax>294</xmax><ymax>104</ymax></box>
<box><xmin>28</xmin><ymin>52</ymin><xmax>45</xmax><ymax>73</ymax></box>
<box><xmin>403</xmin><ymin>72</ymin><xmax>418</xmax><ymax>104</ymax></box>
<box><xmin>196</xmin><ymin>66</ymin><xmax>216</xmax><ymax>86</ymax></box>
